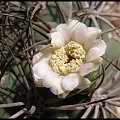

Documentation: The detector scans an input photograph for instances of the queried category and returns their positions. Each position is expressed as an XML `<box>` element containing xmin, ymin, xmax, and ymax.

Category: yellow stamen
<box><xmin>50</xmin><ymin>41</ymin><xmax>86</xmax><ymax>75</ymax></box>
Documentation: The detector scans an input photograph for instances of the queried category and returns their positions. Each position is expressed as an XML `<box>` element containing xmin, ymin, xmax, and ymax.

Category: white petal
<box><xmin>32</xmin><ymin>59</ymin><xmax>50</xmax><ymax>80</ymax></box>
<box><xmin>86</xmin><ymin>40</ymin><xmax>106</xmax><ymax>62</ymax></box>
<box><xmin>50</xmin><ymin>87</ymin><xmax>64</xmax><ymax>95</ymax></box>
<box><xmin>42</xmin><ymin>68</ymin><xmax>61</xmax><ymax>88</ymax></box>
<box><xmin>78</xmin><ymin>77</ymin><xmax>91</xmax><ymax>89</ymax></box>
<box><xmin>32</xmin><ymin>47</ymin><xmax>53</xmax><ymax>65</ymax></box>
<box><xmin>41</xmin><ymin>47</ymin><xmax>55</xmax><ymax>59</ymax></box>
<box><xmin>34</xmin><ymin>61</ymin><xmax>64</xmax><ymax>95</ymax></box>
<box><xmin>32</xmin><ymin>52</ymin><xmax>42</xmax><ymax>64</ymax></box>
<box><xmin>50</xmin><ymin>76</ymin><xmax>64</xmax><ymax>95</ymax></box>
<box><xmin>88</xmin><ymin>27</ymin><xmax>102</xmax><ymax>32</ymax></box>
<box><xmin>87</xmin><ymin>27</ymin><xmax>102</xmax><ymax>41</ymax></box>
<box><xmin>44</xmin><ymin>72</ymin><xmax>65</xmax><ymax>95</ymax></box>
<box><xmin>85</xmin><ymin>39</ymin><xmax>106</xmax><ymax>51</ymax></box>
<box><xmin>67</xmin><ymin>19</ymin><xmax>79</xmax><ymax>29</ymax></box>
<box><xmin>67</xmin><ymin>19</ymin><xmax>79</xmax><ymax>41</ymax></box>
<box><xmin>79</xmin><ymin>62</ymin><xmax>101</xmax><ymax>76</ymax></box>
<box><xmin>56</xmin><ymin>24</ymin><xmax>71</xmax><ymax>43</ymax></box>
<box><xmin>84</xmin><ymin>27</ymin><xmax>102</xmax><ymax>50</ymax></box>
<box><xmin>51</xmin><ymin>32</ymin><xmax>65</xmax><ymax>48</ymax></box>
<box><xmin>62</xmin><ymin>73</ymin><xmax>80</xmax><ymax>91</ymax></box>
<box><xmin>75</xmin><ymin>22</ymin><xmax>88</xmax><ymax>45</ymax></box>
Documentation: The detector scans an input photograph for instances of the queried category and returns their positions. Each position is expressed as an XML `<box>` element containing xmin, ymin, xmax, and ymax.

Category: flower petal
<box><xmin>78</xmin><ymin>77</ymin><xmax>91</xmax><ymax>89</ymax></box>
<box><xmin>42</xmin><ymin>68</ymin><xmax>62</xmax><ymax>88</ymax></box>
<box><xmin>75</xmin><ymin>22</ymin><xmax>88</xmax><ymax>45</ymax></box>
<box><xmin>67</xmin><ymin>19</ymin><xmax>79</xmax><ymax>29</ymax></box>
<box><xmin>86</xmin><ymin>40</ymin><xmax>106</xmax><ymax>62</ymax></box>
<box><xmin>56</xmin><ymin>24</ymin><xmax>72</xmax><ymax>43</ymax></box>
<box><xmin>87</xmin><ymin>27</ymin><xmax>102</xmax><ymax>39</ymax></box>
<box><xmin>50</xmin><ymin>77</ymin><xmax>64</xmax><ymax>95</ymax></box>
<box><xmin>62</xmin><ymin>73</ymin><xmax>80</xmax><ymax>91</ymax></box>
<box><xmin>32</xmin><ymin>48</ymin><xmax>54</xmax><ymax>87</ymax></box>
<box><xmin>67</xmin><ymin>19</ymin><xmax>79</xmax><ymax>41</ymax></box>
<box><xmin>51</xmin><ymin>32</ymin><xmax>65</xmax><ymax>48</ymax></box>
<box><xmin>84</xmin><ymin>27</ymin><xmax>102</xmax><ymax>50</ymax></box>
<box><xmin>50</xmin><ymin>87</ymin><xmax>64</xmax><ymax>95</ymax></box>
<box><xmin>32</xmin><ymin>52</ymin><xmax>42</xmax><ymax>65</ymax></box>
<box><xmin>32</xmin><ymin>47</ymin><xmax>53</xmax><ymax>64</ymax></box>
<box><xmin>43</xmin><ymin>71</ymin><xmax>65</xmax><ymax>95</ymax></box>
<box><xmin>85</xmin><ymin>39</ymin><xmax>106</xmax><ymax>51</ymax></box>
<box><xmin>79</xmin><ymin>62</ymin><xmax>101</xmax><ymax>76</ymax></box>
<box><xmin>32</xmin><ymin>59</ymin><xmax>50</xmax><ymax>80</ymax></box>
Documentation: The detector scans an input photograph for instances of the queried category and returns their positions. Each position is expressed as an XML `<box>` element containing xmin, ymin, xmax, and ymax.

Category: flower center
<box><xmin>49</xmin><ymin>41</ymin><xmax>86</xmax><ymax>75</ymax></box>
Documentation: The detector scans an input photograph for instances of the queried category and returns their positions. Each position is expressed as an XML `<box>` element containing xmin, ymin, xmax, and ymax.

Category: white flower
<box><xmin>32</xmin><ymin>19</ymin><xmax>107</xmax><ymax>98</ymax></box>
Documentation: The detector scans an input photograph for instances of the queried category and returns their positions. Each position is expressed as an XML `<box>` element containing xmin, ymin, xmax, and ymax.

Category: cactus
<box><xmin>0</xmin><ymin>1</ymin><xmax>120</xmax><ymax>118</ymax></box>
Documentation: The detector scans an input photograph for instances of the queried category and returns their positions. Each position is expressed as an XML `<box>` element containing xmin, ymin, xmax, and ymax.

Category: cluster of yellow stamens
<box><xmin>49</xmin><ymin>41</ymin><xmax>86</xmax><ymax>75</ymax></box>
